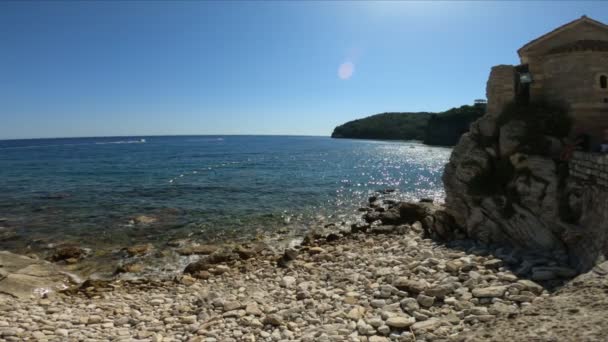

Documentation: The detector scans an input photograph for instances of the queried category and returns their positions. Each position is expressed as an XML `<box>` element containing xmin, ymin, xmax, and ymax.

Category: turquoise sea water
<box><xmin>0</xmin><ymin>136</ymin><xmax>450</xmax><ymax>255</ymax></box>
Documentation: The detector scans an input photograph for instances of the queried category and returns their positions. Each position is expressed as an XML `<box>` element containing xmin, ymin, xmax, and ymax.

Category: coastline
<box><xmin>2</xmin><ymin>193</ymin><xmax>604</xmax><ymax>341</ymax></box>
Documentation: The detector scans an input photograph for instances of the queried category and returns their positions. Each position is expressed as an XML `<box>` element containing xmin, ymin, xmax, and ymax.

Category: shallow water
<box><xmin>0</xmin><ymin>135</ymin><xmax>450</xmax><ymax>264</ymax></box>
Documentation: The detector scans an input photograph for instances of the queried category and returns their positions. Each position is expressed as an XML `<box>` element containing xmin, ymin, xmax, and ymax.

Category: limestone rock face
<box><xmin>499</xmin><ymin>120</ymin><xmax>527</xmax><ymax>157</ymax></box>
<box><xmin>0</xmin><ymin>251</ymin><xmax>76</xmax><ymax>299</ymax></box>
<box><xmin>438</xmin><ymin>99</ymin><xmax>608</xmax><ymax>273</ymax></box>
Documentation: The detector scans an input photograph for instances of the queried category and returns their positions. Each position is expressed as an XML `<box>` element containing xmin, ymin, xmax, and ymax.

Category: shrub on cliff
<box><xmin>497</xmin><ymin>101</ymin><xmax>572</xmax><ymax>138</ymax></box>
<box><xmin>496</xmin><ymin>101</ymin><xmax>572</xmax><ymax>155</ymax></box>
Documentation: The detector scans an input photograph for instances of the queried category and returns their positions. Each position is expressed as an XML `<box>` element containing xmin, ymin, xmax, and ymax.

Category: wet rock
<box><xmin>177</xmin><ymin>244</ymin><xmax>220</xmax><ymax>256</ymax></box>
<box><xmin>183</xmin><ymin>249</ymin><xmax>237</xmax><ymax>276</ymax></box>
<box><xmin>115</xmin><ymin>262</ymin><xmax>144</xmax><ymax>274</ymax></box>
<box><xmin>370</xmin><ymin>225</ymin><xmax>396</xmax><ymax>234</ymax></box>
<box><xmin>49</xmin><ymin>245</ymin><xmax>87</xmax><ymax>262</ymax></box>
<box><xmin>277</xmin><ymin>247</ymin><xmax>298</xmax><ymax>268</ymax></box>
<box><xmin>397</xmin><ymin>202</ymin><xmax>432</xmax><ymax>224</ymax></box>
<box><xmin>234</xmin><ymin>244</ymin><xmax>261</xmax><ymax>260</ymax></box>
<box><xmin>132</xmin><ymin>215</ymin><xmax>158</xmax><ymax>225</ymax></box>
<box><xmin>364</xmin><ymin>211</ymin><xmax>381</xmax><ymax>223</ymax></box>
<box><xmin>125</xmin><ymin>244</ymin><xmax>154</xmax><ymax>257</ymax></box>
<box><xmin>379</xmin><ymin>210</ymin><xmax>402</xmax><ymax>225</ymax></box>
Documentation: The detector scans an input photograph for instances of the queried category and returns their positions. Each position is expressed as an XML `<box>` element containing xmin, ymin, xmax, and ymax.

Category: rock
<box><xmin>484</xmin><ymin>259</ymin><xmax>503</xmax><ymax>269</ymax></box>
<box><xmin>400</xmin><ymin>298</ymin><xmax>420</xmax><ymax>314</ymax></box>
<box><xmin>116</xmin><ymin>262</ymin><xmax>144</xmax><ymax>273</ymax></box>
<box><xmin>184</xmin><ymin>249</ymin><xmax>237</xmax><ymax>275</ymax></box>
<box><xmin>517</xmin><ymin>279</ymin><xmax>544</xmax><ymax>295</ymax></box>
<box><xmin>425</xmin><ymin>284</ymin><xmax>454</xmax><ymax>299</ymax></box>
<box><xmin>245</xmin><ymin>302</ymin><xmax>263</xmax><ymax>316</ymax></box>
<box><xmin>181</xmin><ymin>315</ymin><xmax>197</xmax><ymax>324</ymax></box>
<box><xmin>347</xmin><ymin>306</ymin><xmax>366</xmax><ymax>320</ymax></box>
<box><xmin>393</xmin><ymin>277</ymin><xmax>428</xmax><ymax>293</ymax></box>
<box><xmin>416</xmin><ymin>294</ymin><xmax>435</xmax><ymax>308</ymax></box>
<box><xmin>379</xmin><ymin>210</ymin><xmax>402</xmax><ymax>225</ymax></box>
<box><xmin>488</xmin><ymin>302</ymin><xmax>518</xmax><ymax>316</ymax></box>
<box><xmin>472</xmin><ymin>286</ymin><xmax>508</xmax><ymax>298</ymax></box>
<box><xmin>411</xmin><ymin>318</ymin><xmax>442</xmax><ymax>332</ymax></box>
<box><xmin>125</xmin><ymin>244</ymin><xmax>154</xmax><ymax>257</ymax></box>
<box><xmin>263</xmin><ymin>314</ymin><xmax>283</xmax><ymax>326</ymax></box>
<box><xmin>0</xmin><ymin>251</ymin><xmax>74</xmax><ymax>299</ymax></box>
<box><xmin>280</xmin><ymin>276</ymin><xmax>297</xmax><ymax>288</ymax></box>
<box><xmin>133</xmin><ymin>215</ymin><xmax>158</xmax><ymax>225</ymax></box>
<box><xmin>445</xmin><ymin>260</ymin><xmax>463</xmax><ymax>273</ymax></box>
<box><xmin>223</xmin><ymin>301</ymin><xmax>243</xmax><ymax>312</ymax></box>
<box><xmin>234</xmin><ymin>244</ymin><xmax>263</xmax><ymax>260</ymax></box>
<box><xmin>364</xmin><ymin>211</ymin><xmax>381</xmax><ymax>223</ymax></box>
<box><xmin>308</xmin><ymin>247</ymin><xmax>325</xmax><ymax>255</ymax></box>
<box><xmin>385</xmin><ymin>315</ymin><xmax>416</xmax><ymax>329</ymax></box>
<box><xmin>87</xmin><ymin>315</ymin><xmax>103</xmax><ymax>324</ymax></box>
<box><xmin>370</xmin><ymin>225</ymin><xmax>396</xmax><ymax>234</ymax></box>
<box><xmin>397</xmin><ymin>202</ymin><xmax>432</xmax><ymax>224</ymax></box>
<box><xmin>499</xmin><ymin>120</ymin><xmax>527</xmax><ymax>157</ymax></box>
<box><xmin>532</xmin><ymin>266</ymin><xmax>577</xmax><ymax>279</ymax></box>
<box><xmin>370</xmin><ymin>299</ymin><xmax>386</xmax><ymax>308</ymax></box>
<box><xmin>49</xmin><ymin>245</ymin><xmax>87</xmax><ymax>262</ymax></box>
<box><xmin>177</xmin><ymin>244</ymin><xmax>220</xmax><ymax>256</ymax></box>
<box><xmin>277</xmin><ymin>248</ymin><xmax>298</xmax><ymax>267</ymax></box>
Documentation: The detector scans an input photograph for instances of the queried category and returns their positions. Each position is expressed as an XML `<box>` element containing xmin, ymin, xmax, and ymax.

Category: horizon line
<box><xmin>0</xmin><ymin>133</ymin><xmax>331</xmax><ymax>142</ymax></box>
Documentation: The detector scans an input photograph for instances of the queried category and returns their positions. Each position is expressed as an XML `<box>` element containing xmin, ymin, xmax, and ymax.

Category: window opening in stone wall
<box><xmin>601</xmin><ymin>75</ymin><xmax>608</xmax><ymax>89</ymax></box>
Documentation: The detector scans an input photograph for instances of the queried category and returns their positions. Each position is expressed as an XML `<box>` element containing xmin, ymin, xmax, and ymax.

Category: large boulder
<box><xmin>440</xmin><ymin>100</ymin><xmax>608</xmax><ymax>274</ymax></box>
<box><xmin>0</xmin><ymin>251</ymin><xmax>77</xmax><ymax>299</ymax></box>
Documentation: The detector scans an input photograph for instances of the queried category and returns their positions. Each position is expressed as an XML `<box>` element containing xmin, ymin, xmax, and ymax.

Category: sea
<box><xmin>0</xmin><ymin>135</ymin><xmax>450</xmax><ymax>276</ymax></box>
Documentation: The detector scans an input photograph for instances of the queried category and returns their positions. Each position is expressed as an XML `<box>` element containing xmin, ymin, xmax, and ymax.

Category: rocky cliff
<box><xmin>434</xmin><ymin>96</ymin><xmax>608</xmax><ymax>277</ymax></box>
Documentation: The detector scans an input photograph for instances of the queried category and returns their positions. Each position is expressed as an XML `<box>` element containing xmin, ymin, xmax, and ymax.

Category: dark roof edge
<box><xmin>517</xmin><ymin>16</ymin><xmax>608</xmax><ymax>57</ymax></box>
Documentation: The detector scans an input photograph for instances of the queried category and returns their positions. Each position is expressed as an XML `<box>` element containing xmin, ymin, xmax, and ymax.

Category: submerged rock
<box><xmin>49</xmin><ymin>245</ymin><xmax>87</xmax><ymax>262</ymax></box>
<box><xmin>125</xmin><ymin>244</ymin><xmax>154</xmax><ymax>257</ymax></box>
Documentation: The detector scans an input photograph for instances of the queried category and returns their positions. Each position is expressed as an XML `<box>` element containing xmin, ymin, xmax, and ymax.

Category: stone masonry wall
<box><xmin>569</xmin><ymin>151</ymin><xmax>608</xmax><ymax>188</ymax></box>
<box><xmin>486</xmin><ymin>65</ymin><xmax>515</xmax><ymax>115</ymax></box>
<box><xmin>541</xmin><ymin>51</ymin><xmax>608</xmax><ymax>106</ymax></box>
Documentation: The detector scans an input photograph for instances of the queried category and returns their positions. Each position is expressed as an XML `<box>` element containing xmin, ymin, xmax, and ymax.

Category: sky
<box><xmin>1</xmin><ymin>1</ymin><xmax>607</xmax><ymax>139</ymax></box>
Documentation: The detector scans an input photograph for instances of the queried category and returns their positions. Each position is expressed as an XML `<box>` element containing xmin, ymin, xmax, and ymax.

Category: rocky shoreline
<box><xmin>2</xmin><ymin>193</ymin><xmax>607</xmax><ymax>341</ymax></box>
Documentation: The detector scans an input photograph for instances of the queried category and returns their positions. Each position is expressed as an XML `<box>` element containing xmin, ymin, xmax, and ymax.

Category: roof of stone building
<box><xmin>547</xmin><ymin>39</ymin><xmax>608</xmax><ymax>54</ymax></box>
<box><xmin>518</xmin><ymin>16</ymin><xmax>608</xmax><ymax>56</ymax></box>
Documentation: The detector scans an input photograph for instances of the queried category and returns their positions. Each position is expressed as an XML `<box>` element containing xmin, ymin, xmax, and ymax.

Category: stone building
<box><xmin>486</xmin><ymin>16</ymin><xmax>608</xmax><ymax>140</ymax></box>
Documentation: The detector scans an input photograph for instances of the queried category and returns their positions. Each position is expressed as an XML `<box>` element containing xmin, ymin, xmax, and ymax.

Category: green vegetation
<box><xmin>497</xmin><ymin>100</ymin><xmax>572</xmax><ymax>155</ymax></box>
<box><xmin>331</xmin><ymin>112</ymin><xmax>432</xmax><ymax>141</ymax></box>
<box><xmin>498</xmin><ymin>101</ymin><xmax>572</xmax><ymax>138</ymax></box>
<box><xmin>331</xmin><ymin>104</ymin><xmax>485</xmax><ymax>146</ymax></box>
<box><xmin>424</xmin><ymin>105</ymin><xmax>486</xmax><ymax>146</ymax></box>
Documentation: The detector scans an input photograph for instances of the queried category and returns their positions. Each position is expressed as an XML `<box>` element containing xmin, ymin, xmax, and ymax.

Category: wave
<box><xmin>95</xmin><ymin>139</ymin><xmax>146</xmax><ymax>145</ymax></box>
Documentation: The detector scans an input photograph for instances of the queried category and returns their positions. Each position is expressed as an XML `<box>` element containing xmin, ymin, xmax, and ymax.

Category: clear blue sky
<box><xmin>1</xmin><ymin>1</ymin><xmax>607</xmax><ymax>139</ymax></box>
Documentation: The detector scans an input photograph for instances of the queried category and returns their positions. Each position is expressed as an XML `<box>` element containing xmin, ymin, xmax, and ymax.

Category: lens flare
<box><xmin>338</xmin><ymin>62</ymin><xmax>355</xmax><ymax>80</ymax></box>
